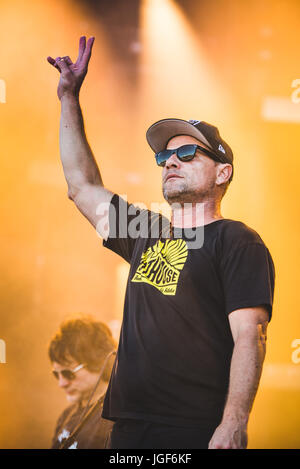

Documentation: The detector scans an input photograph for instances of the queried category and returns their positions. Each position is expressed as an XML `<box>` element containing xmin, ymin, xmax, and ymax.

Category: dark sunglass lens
<box><xmin>62</xmin><ymin>370</ymin><xmax>75</xmax><ymax>380</ymax></box>
<box><xmin>52</xmin><ymin>369</ymin><xmax>76</xmax><ymax>380</ymax></box>
<box><xmin>177</xmin><ymin>145</ymin><xmax>197</xmax><ymax>161</ymax></box>
<box><xmin>155</xmin><ymin>150</ymin><xmax>171</xmax><ymax>167</ymax></box>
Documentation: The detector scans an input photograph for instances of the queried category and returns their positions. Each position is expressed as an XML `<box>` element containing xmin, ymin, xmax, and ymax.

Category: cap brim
<box><xmin>146</xmin><ymin>118</ymin><xmax>212</xmax><ymax>153</ymax></box>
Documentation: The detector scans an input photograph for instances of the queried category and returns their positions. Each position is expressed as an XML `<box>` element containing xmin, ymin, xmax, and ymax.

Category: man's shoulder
<box><xmin>216</xmin><ymin>218</ymin><xmax>266</xmax><ymax>247</ymax></box>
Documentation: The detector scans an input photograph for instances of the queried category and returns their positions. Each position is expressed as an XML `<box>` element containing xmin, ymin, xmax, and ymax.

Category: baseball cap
<box><xmin>146</xmin><ymin>118</ymin><xmax>234</xmax><ymax>181</ymax></box>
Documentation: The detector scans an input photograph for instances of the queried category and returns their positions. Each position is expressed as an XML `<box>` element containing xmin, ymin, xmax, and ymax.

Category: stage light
<box><xmin>139</xmin><ymin>0</ymin><xmax>232</xmax><ymax>118</ymax></box>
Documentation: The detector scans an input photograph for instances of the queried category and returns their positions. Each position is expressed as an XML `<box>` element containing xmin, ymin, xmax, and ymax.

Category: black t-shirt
<box><xmin>102</xmin><ymin>194</ymin><xmax>275</xmax><ymax>427</ymax></box>
<box><xmin>51</xmin><ymin>398</ymin><xmax>113</xmax><ymax>449</ymax></box>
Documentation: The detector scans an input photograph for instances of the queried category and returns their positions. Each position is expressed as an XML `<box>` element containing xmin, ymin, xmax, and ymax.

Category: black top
<box><xmin>102</xmin><ymin>194</ymin><xmax>275</xmax><ymax>427</ymax></box>
<box><xmin>51</xmin><ymin>397</ymin><xmax>113</xmax><ymax>449</ymax></box>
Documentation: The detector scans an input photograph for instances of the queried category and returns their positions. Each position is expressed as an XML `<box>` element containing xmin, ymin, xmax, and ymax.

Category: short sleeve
<box><xmin>220</xmin><ymin>242</ymin><xmax>275</xmax><ymax>320</ymax></box>
<box><xmin>103</xmin><ymin>194</ymin><xmax>163</xmax><ymax>263</ymax></box>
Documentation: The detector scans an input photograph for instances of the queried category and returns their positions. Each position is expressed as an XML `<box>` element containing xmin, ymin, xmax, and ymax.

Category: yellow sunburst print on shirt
<box><xmin>131</xmin><ymin>239</ymin><xmax>188</xmax><ymax>295</ymax></box>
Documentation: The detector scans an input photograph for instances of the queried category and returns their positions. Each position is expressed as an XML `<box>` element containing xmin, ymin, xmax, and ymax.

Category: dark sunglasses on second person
<box><xmin>52</xmin><ymin>363</ymin><xmax>85</xmax><ymax>381</ymax></box>
<box><xmin>155</xmin><ymin>144</ymin><xmax>223</xmax><ymax>167</ymax></box>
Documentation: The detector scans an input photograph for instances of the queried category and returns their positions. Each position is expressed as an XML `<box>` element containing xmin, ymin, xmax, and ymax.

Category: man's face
<box><xmin>162</xmin><ymin>135</ymin><xmax>219</xmax><ymax>204</ymax></box>
<box><xmin>52</xmin><ymin>360</ymin><xmax>99</xmax><ymax>404</ymax></box>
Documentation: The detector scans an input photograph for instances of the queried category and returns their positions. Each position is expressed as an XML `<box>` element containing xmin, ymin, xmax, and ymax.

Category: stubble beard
<box><xmin>163</xmin><ymin>179</ymin><xmax>187</xmax><ymax>205</ymax></box>
<box><xmin>163</xmin><ymin>179</ymin><xmax>216</xmax><ymax>206</ymax></box>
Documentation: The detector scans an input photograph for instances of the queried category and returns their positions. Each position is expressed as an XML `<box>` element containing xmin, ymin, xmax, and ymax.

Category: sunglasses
<box><xmin>52</xmin><ymin>363</ymin><xmax>85</xmax><ymax>381</ymax></box>
<box><xmin>155</xmin><ymin>144</ymin><xmax>223</xmax><ymax>167</ymax></box>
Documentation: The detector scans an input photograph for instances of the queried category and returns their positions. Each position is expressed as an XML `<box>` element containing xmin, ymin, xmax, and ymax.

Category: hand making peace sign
<box><xmin>47</xmin><ymin>36</ymin><xmax>95</xmax><ymax>100</ymax></box>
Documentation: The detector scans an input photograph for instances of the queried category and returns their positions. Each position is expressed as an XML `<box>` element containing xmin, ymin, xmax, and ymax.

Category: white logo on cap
<box><xmin>218</xmin><ymin>144</ymin><xmax>226</xmax><ymax>154</ymax></box>
<box><xmin>189</xmin><ymin>119</ymin><xmax>201</xmax><ymax>125</ymax></box>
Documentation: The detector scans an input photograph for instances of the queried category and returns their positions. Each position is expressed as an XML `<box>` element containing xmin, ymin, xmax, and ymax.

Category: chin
<box><xmin>66</xmin><ymin>393</ymin><xmax>80</xmax><ymax>404</ymax></box>
<box><xmin>163</xmin><ymin>189</ymin><xmax>188</xmax><ymax>205</ymax></box>
<box><xmin>163</xmin><ymin>188</ymin><xmax>181</xmax><ymax>201</ymax></box>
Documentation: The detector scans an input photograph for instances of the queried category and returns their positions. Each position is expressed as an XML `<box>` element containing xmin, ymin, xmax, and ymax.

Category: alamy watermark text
<box><xmin>0</xmin><ymin>339</ymin><xmax>6</xmax><ymax>363</ymax></box>
<box><xmin>0</xmin><ymin>79</ymin><xmax>6</xmax><ymax>103</ymax></box>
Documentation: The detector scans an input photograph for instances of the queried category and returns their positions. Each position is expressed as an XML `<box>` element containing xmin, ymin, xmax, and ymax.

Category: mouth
<box><xmin>165</xmin><ymin>174</ymin><xmax>182</xmax><ymax>182</ymax></box>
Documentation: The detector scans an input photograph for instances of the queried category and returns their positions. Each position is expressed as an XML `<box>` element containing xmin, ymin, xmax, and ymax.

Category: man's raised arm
<box><xmin>47</xmin><ymin>36</ymin><xmax>114</xmax><ymax>239</ymax></box>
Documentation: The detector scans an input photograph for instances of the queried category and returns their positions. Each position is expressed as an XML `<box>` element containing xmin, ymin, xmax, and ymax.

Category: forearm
<box><xmin>222</xmin><ymin>326</ymin><xmax>267</xmax><ymax>424</ymax></box>
<box><xmin>59</xmin><ymin>94</ymin><xmax>103</xmax><ymax>199</ymax></box>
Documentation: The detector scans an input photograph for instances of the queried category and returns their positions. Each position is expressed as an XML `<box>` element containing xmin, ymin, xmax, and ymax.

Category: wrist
<box><xmin>221</xmin><ymin>407</ymin><xmax>249</xmax><ymax>426</ymax></box>
<box><xmin>60</xmin><ymin>92</ymin><xmax>80</xmax><ymax>103</ymax></box>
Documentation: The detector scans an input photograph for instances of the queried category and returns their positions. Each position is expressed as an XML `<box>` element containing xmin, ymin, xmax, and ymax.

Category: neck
<box><xmin>171</xmin><ymin>198</ymin><xmax>223</xmax><ymax>228</ymax></box>
<box><xmin>80</xmin><ymin>380</ymin><xmax>108</xmax><ymax>407</ymax></box>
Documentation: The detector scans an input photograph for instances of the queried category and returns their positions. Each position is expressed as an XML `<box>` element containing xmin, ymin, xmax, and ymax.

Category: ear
<box><xmin>215</xmin><ymin>163</ymin><xmax>232</xmax><ymax>186</ymax></box>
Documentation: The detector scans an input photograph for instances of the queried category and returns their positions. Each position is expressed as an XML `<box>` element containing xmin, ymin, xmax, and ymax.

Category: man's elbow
<box><xmin>67</xmin><ymin>190</ymin><xmax>75</xmax><ymax>201</ymax></box>
<box><xmin>67</xmin><ymin>185</ymin><xmax>80</xmax><ymax>202</ymax></box>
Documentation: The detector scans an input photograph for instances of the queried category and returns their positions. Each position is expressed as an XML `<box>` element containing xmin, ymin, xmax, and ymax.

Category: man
<box><xmin>49</xmin><ymin>315</ymin><xmax>116</xmax><ymax>449</ymax></box>
<box><xmin>47</xmin><ymin>36</ymin><xmax>275</xmax><ymax>449</ymax></box>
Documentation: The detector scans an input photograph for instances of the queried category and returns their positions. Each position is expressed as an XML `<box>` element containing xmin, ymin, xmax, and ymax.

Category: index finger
<box><xmin>82</xmin><ymin>36</ymin><xmax>95</xmax><ymax>66</ymax></box>
<box><xmin>76</xmin><ymin>35</ymin><xmax>86</xmax><ymax>64</ymax></box>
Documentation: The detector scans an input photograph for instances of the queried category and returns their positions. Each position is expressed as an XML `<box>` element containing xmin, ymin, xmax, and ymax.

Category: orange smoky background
<box><xmin>0</xmin><ymin>0</ymin><xmax>300</xmax><ymax>448</ymax></box>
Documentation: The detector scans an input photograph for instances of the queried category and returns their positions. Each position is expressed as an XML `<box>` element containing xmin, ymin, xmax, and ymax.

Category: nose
<box><xmin>58</xmin><ymin>374</ymin><xmax>70</xmax><ymax>388</ymax></box>
<box><xmin>165</xmin><ymin>151</ymin><xmax>180</xmax><ymax>169</ymax></box>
